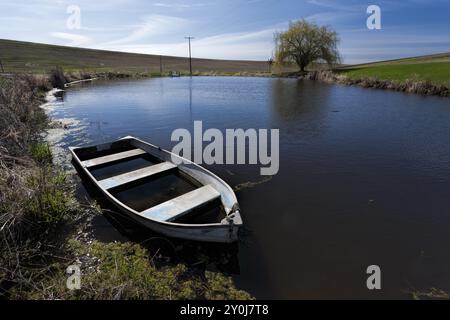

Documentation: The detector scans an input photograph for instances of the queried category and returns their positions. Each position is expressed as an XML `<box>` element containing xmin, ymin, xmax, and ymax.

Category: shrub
<box><xmin>0</xmin><ymin>75</ymin><xmax>50</xmax><ymax>156</ymax></box>
<box><xmin>19</xmin><ymin>241</ymin><xmax>253</xmax><ymax>300</ymax></box>
<box><xmin>31</xmin><ymin>142</ymin><xmax>52</xmax><ymax>164</ymax></box>
<box><xmin>49</xmin><ymin>66</ymin><xmax>67</xmax><ymax>89</ymax></box>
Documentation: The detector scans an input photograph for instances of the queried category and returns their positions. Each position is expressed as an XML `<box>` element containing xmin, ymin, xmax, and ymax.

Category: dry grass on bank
<box><xmin>0</xmin><ymin>75</ymin><xmax>84</xmax><ymax>297</ymax></box>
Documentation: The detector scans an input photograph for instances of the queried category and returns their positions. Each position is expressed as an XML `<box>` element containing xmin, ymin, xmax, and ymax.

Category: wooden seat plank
<box><xmin>81</xmin><ymin>149</ymin><xmax>146</xmax><ymax>168</ymax></box>
<box><xmin>98</xmin><ymin>162</ymin><xmax>176</xmax><ymax>189</ymax></box>
<box><xmin>140</xmin><ymin>185</ymin><xmax>220</xmax><ymax>222</ymax></box>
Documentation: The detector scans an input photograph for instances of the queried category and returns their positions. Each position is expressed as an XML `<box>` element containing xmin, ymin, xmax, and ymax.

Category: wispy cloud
<box><xmin>304</xmin><ymin>11</ymin><xmax>356</xmax><ymax>24</ymax></box>
<box><xmin>303</xmin><ymin>0</ymin><xmax>364</xmax><ymax>26</ymax></box>
<box><xmin>50</xmin><ymin>32</ymin><xmax>91</xmax><ymax>46</ymax></box>
<box><xmin>101</xmin><ymin>15</ymin><xmax>190</xmax><ymax>45</ymax></box>
<box><xmin>152</xmin><ymin>2</ymin><xmax>212</xmax><ymax>9</ymax></box>
<box><xmin>153</xmin><ymin>3</ymin><xmax>191</xmax><ymax>9</ymax></box>
<box><xmin>307</xmin><ymin>0</ymin><xmax>363</xmax><ymax>12</ymax></box>
<box><xmin>96</xmin><ymin>26</ymin><xmax>281</xmax><ymax>60</ymax></box>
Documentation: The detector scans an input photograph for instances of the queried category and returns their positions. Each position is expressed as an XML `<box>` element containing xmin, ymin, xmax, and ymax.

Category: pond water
<box><xmin>47</xmin><ymin>76</ymin><xmax>450</xmax><ymax>299</ymax></box>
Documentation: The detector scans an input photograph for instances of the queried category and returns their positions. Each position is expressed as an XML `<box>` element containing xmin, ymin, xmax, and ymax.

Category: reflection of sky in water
<box><xmin>42</xmin><ymin>89</ymin><xmax>90</xmax><ymax>170</ymax></box>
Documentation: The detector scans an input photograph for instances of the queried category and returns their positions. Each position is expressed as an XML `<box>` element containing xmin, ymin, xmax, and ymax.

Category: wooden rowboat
<box><xmin>69</xmin><ymin>136</ymin><xmax>242</xmax><ymax>243</ymax></box>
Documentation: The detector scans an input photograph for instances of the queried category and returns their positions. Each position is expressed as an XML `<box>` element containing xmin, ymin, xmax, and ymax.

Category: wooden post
<box><xmin>0</xmin><ymin>58</ymin><xmax>4</xmax><ymax>73</ymax></box>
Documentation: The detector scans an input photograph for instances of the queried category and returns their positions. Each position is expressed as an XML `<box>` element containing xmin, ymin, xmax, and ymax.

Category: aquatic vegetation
<box><xmin>234</xmin><ymin>176</ymin><xmax>272</xmax><ymax>192</ymax></box>
<box><xmin>408</xmin><ymin>287</ymin><xmax>449</xmax><ymax>300</ymax></box>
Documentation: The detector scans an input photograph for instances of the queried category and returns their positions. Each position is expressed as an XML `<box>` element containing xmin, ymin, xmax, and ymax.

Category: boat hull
<box><xmin>70</xmin><ymin>136</ymin><xmax>242</xmax><ymax>243</ymax></box>
<box><xmin>112</xmin><ymin>202</ymin><xmax>240</xmax><ymax>243</ymax></box>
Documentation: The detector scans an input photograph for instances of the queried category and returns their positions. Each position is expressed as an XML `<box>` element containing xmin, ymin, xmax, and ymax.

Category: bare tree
<box><xmin>274</xmin><ymin>20</ymin><xmax>340</xmax><ymax>73</ymax></box>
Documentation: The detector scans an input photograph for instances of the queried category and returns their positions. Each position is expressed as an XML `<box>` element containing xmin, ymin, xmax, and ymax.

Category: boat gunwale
<box><xmin>69</xmin><ymin>136</ymin><xmax>242</xmax><ymax>229</ymax></box>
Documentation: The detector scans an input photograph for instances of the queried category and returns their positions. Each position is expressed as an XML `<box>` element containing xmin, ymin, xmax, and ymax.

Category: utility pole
<box><xmin>184</xmin><ymin>36</ymin><xmax>194</xmax><ymax>76</ymax></box>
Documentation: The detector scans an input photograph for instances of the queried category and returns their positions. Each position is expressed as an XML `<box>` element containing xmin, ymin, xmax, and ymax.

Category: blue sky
<box><xmin>0</xmin><ymin>0</ymin><xmax>449</xmax><ymax>63</ymax></box>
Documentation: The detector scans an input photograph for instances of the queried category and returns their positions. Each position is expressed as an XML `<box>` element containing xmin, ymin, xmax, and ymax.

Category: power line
<box><xmin>184</xmin><ymin>36</ymin><xmax>194</xmax><ymax>76</ymax></box>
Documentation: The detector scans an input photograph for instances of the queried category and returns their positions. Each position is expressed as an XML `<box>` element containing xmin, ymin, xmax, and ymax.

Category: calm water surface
<box><xmin>48</xmin><ymin>77</ymin><xmax>450</xmax><ymax>299</ymax></box>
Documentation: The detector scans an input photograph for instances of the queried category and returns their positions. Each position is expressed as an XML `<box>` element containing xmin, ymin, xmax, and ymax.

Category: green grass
<box><xmin>31</xmin><ymin>142</ymin><xmax>52</xmax><ymax>163</ymax></box>
<box><xmin>0</xmin><ymin>39</ymin><xmax>268</xmax><ymax>75</ymax></box>
<box><xmin>337</xmin><ymin>53</ymin><xmax>450</xmax><ymax>86</ymax></box>
<box><xmin>18</xmin><ymin>240</ymin><xmax>253</xmax><ymax>300</ymax></box>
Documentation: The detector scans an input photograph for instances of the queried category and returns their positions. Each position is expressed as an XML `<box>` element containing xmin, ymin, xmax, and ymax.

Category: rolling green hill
<box><xmin>337</xmin><ymin>53</ymin><xmax>450</xmax><ymax>86</ymax></box>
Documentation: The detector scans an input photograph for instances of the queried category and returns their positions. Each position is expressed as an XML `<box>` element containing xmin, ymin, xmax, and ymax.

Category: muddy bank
<box><xmin>303</xmin><ymin>70</ymin><xmax>449</xmax><ymax>97</ymax></box>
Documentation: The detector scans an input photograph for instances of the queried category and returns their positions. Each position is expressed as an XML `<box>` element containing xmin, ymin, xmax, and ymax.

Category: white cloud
<box><xmin>306</xmin><ymin>0</ymin><xmax>362</xmax><ymax>12</ymax></box>
<box><xmin>152</xmin><ymin>2</ymin><xmax>212</xmax><ymax>9</ymax></box>
<box><xmin>50</xmin><ymin>32</ymin><xmax>91</xmax><ymax>46</ymax></box>
<box><xmin>153</xmin><ymin>3</ymin><xmax>191</xmax><ymax>8</ymax></box>
<box><xmin>95</xmin><ymin>27</ymin><xmax>281</xmax><ymax>60</ymax></box>
<box><xmin>304</xmin><ymin>11</ymin><xmax>356</xmax><ymax>24</ymax></box>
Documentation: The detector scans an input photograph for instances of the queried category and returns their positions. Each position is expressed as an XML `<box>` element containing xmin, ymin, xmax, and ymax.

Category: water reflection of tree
<box><xmin>270</xmin><ymin>79</ymin><xmax>333</xmax><ymax>120</ymax></box>
<box><xmin>270</xmin><ymin>79</ymin><xmax>334</xmax><ymax>140</ymax></box>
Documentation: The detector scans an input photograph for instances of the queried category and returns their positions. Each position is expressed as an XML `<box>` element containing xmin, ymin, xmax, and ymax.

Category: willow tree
<box><xmin>274</xmin><ymin>20</ymin><xmax>341</xmax><ymax>72</ymax></box>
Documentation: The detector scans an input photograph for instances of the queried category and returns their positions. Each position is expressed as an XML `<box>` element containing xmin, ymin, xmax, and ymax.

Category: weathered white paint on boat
<box><xmin>98</xmin><ymin>161</ymin><xmax>176</xmax><ymax>190</ymax></box>
<box><xmin>81</xmin><ymin>148</ymin><xmax>146</xmax><ymax>168</ymax></box>
<box><xmin>141</xmin><ymin>185</ymin><xmax>220</xmax><ymax>222</ymax></box>
<box><xmin>70</xmin><ymin>136</ymin><xmax>242</xmax><ymax>243</ymax></box>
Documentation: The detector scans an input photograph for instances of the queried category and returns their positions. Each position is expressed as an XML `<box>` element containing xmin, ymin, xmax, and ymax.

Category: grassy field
<box><xmin>0</xmin><ymin>39</ymin><xmax>269</xmax><ymax>75</ymax></box>
<box><xmin>337</xmin><ymin>53</ymin><xmax>450</xmax><ymax>86</ymax></box>
<box><xmin>3</xmin><ymin>38</ymin><xmax>447</xmax><ymax>85</ymax></box>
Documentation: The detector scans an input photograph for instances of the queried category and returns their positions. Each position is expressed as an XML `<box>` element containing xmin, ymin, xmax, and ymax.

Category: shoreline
<box><xmin>303</xmin><ymin>70</ymin><xmax>450</xmax><ymax>98</ymax></box>
<box><xmin>0</xmin><ymin>75</ymin><xmax>253</xmax><ymax>300</ymax></box>
<box><xmin>41</xmin><ymin>87</ymin><xmax>253</xmax><ymax>300</ymax></box>
<box><xmin>52</xmin><ymin>69</ymin><xmax>450</xmax><ymax>98</ymax></box>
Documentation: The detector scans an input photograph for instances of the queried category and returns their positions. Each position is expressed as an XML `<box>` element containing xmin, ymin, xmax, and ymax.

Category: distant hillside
<box><xmin>0</xmin><ymin>39</ymin><xmax>269</xmax><ymax>74</ymax></box>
